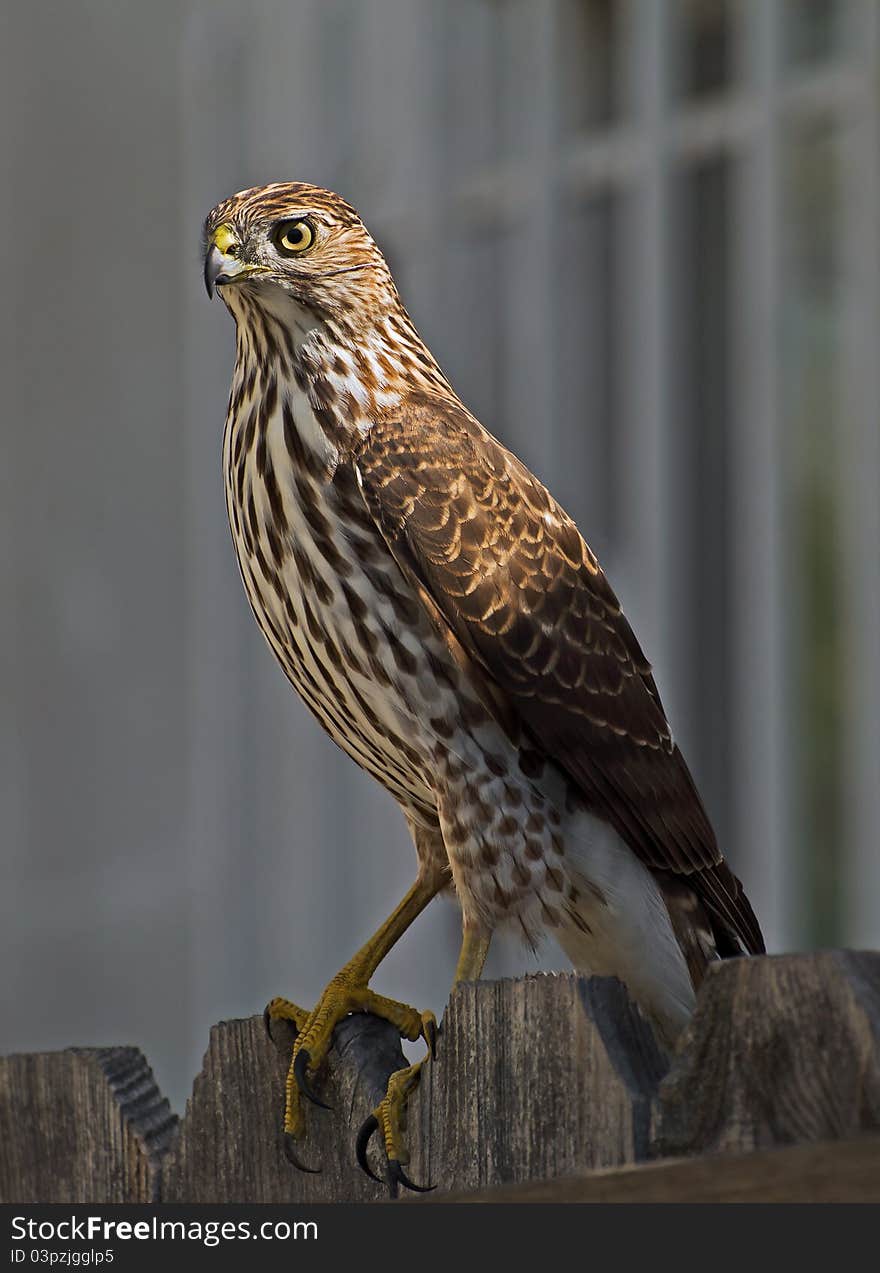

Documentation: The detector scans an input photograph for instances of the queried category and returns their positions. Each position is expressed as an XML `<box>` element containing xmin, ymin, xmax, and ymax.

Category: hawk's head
<box><xmin>203</xmin><ymin>182</ymin><xmax>397</xmax><ymax>325</ymax></box>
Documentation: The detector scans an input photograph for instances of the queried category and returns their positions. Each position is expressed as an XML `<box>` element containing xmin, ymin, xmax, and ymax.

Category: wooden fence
<box><xmin>2</xmin><ymin>950</ymin><xmax>879</xmax><ymax>1203</ymax></box>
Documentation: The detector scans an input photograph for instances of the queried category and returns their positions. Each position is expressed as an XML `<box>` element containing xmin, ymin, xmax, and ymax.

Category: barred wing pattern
<box><xmin>354</xmin><ymin>392</ymin><xmax>764</xmax><ymax>958</ymax></box>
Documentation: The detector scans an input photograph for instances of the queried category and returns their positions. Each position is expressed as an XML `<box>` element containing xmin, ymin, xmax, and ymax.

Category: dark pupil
<box><xmin>284</xmin><ymin>224</ymin><xmax>304</xmax><ymax>246</ymax></box>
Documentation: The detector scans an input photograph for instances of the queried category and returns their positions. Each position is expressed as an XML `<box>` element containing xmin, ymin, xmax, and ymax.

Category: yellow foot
<box><xmin>264</xmin><ymin>995</ymin><xmax>309</xmax><ymax>1038</ymax></box>
<box><xmin>267</xmin><ymin>971</ymin><xmax>436</xmax><ymax>1174</ymax></box>
<box><xmin>356</xmin><ymin>1057</ymin><xmax>434</xmax><ymax>1194</ymax></box>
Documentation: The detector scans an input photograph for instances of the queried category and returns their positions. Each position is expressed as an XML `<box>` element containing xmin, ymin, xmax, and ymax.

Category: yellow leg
<box><xmin>358</xmin><ymin>922</ymin><xmax>492</xmax><ymax>1193</ymax></box>
<box><xmin>454</xmin><ymin>924</ymin><xmax>492</xmax><ymax>983</ymax></box>
<box><xmin>267</xmin><ymin>868</ymin><xmax>446</xmax><ymax>1160</ymax></box>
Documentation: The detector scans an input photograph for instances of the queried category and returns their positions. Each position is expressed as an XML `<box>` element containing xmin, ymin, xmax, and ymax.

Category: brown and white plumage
<box><xmin>356</xmin><ymin>394</ymin><xmax>764</xmax><ymax>960</ymax></box>
<box><xmin>204</xmin><ymin>181</ymin><xmax>764</xmax><ymax>1051</ymax></box>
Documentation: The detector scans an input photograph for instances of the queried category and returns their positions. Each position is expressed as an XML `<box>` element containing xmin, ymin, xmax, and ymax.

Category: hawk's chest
<box><xmin>222</xmin><ymin>378</ymin><xmax>448</xmax><ymax>812</ymax></box>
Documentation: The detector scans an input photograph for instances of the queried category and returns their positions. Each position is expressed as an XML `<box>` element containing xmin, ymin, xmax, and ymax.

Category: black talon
<box><xmin>424</xmin><ymin>1018</ymin><xmax>438</xmax><ymax>1059</ymax></box>
<box><xmin>293</xmin><ymin>1049</ymin><xmax>332</xmax><ymax>1110</ymax></box>
<box><xmin>387</xmin><ymin>1159</ymin><xmax>435</xmax><ymax>1195</ymax></box>
<box><xmin>283</xmin><ymin>1133</ymin><xmax>321</xmax><ymax>1174</ymax></box>
<box><xmin>265</xmin><ymin>1006</ymin><xmax>302</xmax><ymax>1053</ymax></box>
<box><xmin>355</xmin><ymin>1114</ymin><xmax>384</xmax><ymax>1185</ymax></box>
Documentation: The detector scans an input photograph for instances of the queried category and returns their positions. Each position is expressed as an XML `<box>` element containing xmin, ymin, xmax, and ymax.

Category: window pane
<box><xmin>674</xmin><ymin>0</ymin><xmax>736</xmax><ymax>100</ymax></box>
<box><xmin>556</xmin><ymin>0</ymin><xmax>620</xmax><ymax>134</ymax></box>
<box><xmin>554</xmin><ymin>192</ymin><xmax>618</xmax><ymax>559</ymax></box>
<box><xmin>782</xmin><ymin>0</ymin><xmax>839</xmax><ymax>68</ymax></box>
<box><xmin>672</xmin><ymin>156</ymin><xmax>733</xmax><ymax>848</ymax></box>
<box><xmin>781</xmin><ymin>120</ymin><xmax>843</xmax><ymax>944</ymax></box>
<box><xmin>441</xmin><ymin>0</ymin><xmax>503</xmax><ymax>180</ymax></box>
<box><xmin>440</xmin><ymin>228</ymin><xmax>507</xmax><ymax>432</ymax></box>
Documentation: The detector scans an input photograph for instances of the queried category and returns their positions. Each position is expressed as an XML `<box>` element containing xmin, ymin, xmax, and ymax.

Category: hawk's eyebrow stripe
<box><xmin>314</xmin><ymin>263</ymin><xmax>381</xmax><ymax>280</ymax></box>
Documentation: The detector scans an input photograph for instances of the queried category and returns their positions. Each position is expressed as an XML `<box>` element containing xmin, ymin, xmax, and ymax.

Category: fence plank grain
<box><xmin>161</xmin><ymin>973</ymin><xmax>666</xmax><ymax>1201</ymax></box>
<box><xmin>160</xmin><ymin>1010</ymin><xmax>408</xmax><ymax>1203</ymax></box>
<box><xmin>2</xmin><ymin>952</ymin><xmax>879</xmax><ymax>1203</ymax></box>
<box><xmin>432</xmin><ymin>1135</ymin><xmax>880</xmax><ymax>1203</ymax></box>
<box><xmin>653</xmin><ymin>950</ymin><xmax>880</xmax><ymax>1157</ymax></box>
<box><xmin>403</xmin><ymin>973</ymin><xmax>668</xmax><ymax>1195</ymax></box>
<box><xmin>0</xmin><ymin>1048</ymin><xmax>176</xmax><ymax>1204</ymax></box>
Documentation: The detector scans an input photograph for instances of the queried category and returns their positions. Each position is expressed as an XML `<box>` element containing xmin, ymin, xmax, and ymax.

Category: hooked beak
<box><xmin>204</xmin><ymin>245</ymin><xmax>263</xmax><ymax>298</ymax></box>
<box><xmin>204</xmin><ymin>244</ymin><xmax>228</xmax><ymax>298</ymax></box>
<box><xmin>204</xmin><ymin>225</ymin><xmax>266</xmax><ymax>298</ymax></box>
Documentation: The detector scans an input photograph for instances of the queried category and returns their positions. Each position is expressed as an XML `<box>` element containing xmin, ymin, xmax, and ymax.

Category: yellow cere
<box><xmin>211</xmin><ymin>224</ymin><xmax>238</xmax><ymax>256</ymax></box>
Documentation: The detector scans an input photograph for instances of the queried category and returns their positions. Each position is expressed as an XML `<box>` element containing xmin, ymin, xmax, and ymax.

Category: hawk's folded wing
<box><xmin>353</xmin><ymin>392</ymin><xmax>764</xmax><ymax>957</ymax></box>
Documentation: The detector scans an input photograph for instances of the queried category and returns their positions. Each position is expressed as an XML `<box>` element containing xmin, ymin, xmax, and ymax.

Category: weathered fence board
<box><xmin>436</xmin><ymin>1136</ymin><xmax>880</xmax><ymax>1203</ymax></box>
<box><xmin>402</xmin><ymin>974</ymin><xmax>668</xmax><ymax>1194</ymax></box>
<box><xmin>2</xmin><ymin>951</ymin><xmax>879</xmax><ymax>1203</ymax></box>
<box><xmin>654</xmin><ymin>949</ymin><xmax>880</xmax><ymax>1157</ymax></box>
<box><xmin>162</xmin><ymin>974</ymin><xmax>667</xmax><ymax>1202</ymax></box>
<box><xmin>162</xmin><ymin>1011</ymin><xmax>408</xmax><ymax>1203</ymax></box>
<box><xmin>0</xmin><ymin>1047</ymin><xmax>176</xmax><ymax>1203</ymax></box>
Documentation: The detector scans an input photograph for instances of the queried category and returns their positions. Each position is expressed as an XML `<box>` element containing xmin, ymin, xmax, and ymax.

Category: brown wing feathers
<box><xmin>354</xmin><ymin>393</ymin><xmax>764</xmax><ymax>958</ymax></box>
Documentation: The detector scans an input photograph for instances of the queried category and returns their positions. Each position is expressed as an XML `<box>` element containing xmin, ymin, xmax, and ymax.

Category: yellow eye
<box><xmin>273</xmin><ymin>219</ymin><xmax>315</xmax><ymax>255</ymax></box>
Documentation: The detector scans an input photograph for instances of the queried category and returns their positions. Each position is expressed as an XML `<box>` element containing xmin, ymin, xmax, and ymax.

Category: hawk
<box><xmin>203</xmin><ymin>182</ymin><xmax>764</xmax><ymax>1191</ymax></box>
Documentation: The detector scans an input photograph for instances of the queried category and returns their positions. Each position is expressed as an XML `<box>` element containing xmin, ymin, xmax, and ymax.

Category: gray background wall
<box><xmin>2</xmin><ymin>0</ymin><xmax>878</xmax><ymax>1112</ymax></box>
